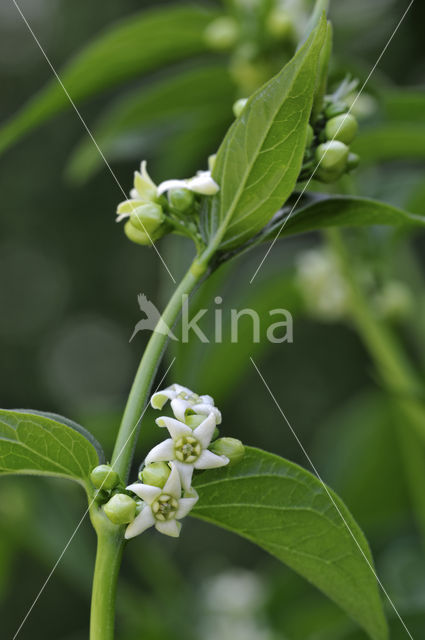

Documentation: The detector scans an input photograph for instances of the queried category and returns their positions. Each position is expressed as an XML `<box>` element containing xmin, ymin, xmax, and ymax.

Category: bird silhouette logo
<box><xmin>129</xmin><ymin>294</ymin><xmax>178</xmax><ymax>342</ymax></box>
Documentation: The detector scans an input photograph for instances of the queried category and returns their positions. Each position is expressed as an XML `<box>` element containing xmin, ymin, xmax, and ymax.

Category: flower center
<box><xmin>177</xmin><ymin>391</ymin><xmax>199</xmax><ymax>403</ymax></box>
<box><xmin>174</xmin><ymin>435</ymin><xmax>202</xmax><ymax>463</ymax></box>
<box><xmin>151</xmin><ymin>493</ymin><xmax>179</xmax><ymax>521</ymax></box>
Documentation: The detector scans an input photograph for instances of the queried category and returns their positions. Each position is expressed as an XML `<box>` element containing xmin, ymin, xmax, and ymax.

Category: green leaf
<box><xmin>353</xmin><ymin>125</ymin><xmax>425</xmax><ymax>163</ymax></box>
<box><xmin>66</xmin><ymin>64</ymin><xmax>234</xmax><ymax>183</ymax></box>
<box><xmin>381</xmin><ymin>88</ymin><xmax>425</xmax><ymax>123</ymax></box>
<box><xmin>204</xmin><ymin>16</ymin><xmax>327</xmax><ymax>250</ymax></box>
<box><xmin>192</xmin><ymin>447</ymin><xmax>388</xmax><ymax>640</ymax></box>
<box><xmin>0</xmin><ymin>5</ymin><xmax>216</xmax><ymax>155</ymax></box>
<box><xmin>260</xmin><ymin>194</ymin><xmax>425</xmax><ymax>242</ymax></box>
<box><xmin>0</xmin><ymin>409</ymin><xmax>103</xmax><ymax>489</ymax></box>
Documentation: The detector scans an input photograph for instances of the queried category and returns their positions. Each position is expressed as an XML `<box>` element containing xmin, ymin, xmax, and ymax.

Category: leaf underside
<box><xmin>192</xmin><ymin>447</ymin><xmax>388</xmax><ymax>640</ymax></box>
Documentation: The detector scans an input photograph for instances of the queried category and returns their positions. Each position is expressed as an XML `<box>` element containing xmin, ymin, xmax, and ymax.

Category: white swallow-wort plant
<box><xmin>4</xmin><ymin>5</ymin><xmax>425</xmax><ymax>640</ymax></box>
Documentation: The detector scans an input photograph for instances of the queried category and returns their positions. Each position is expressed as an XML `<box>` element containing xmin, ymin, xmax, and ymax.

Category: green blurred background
<box><xmin>1</xmin><ymin>0</ymin><xmax>425</xmax><ymax>638</ymax></box>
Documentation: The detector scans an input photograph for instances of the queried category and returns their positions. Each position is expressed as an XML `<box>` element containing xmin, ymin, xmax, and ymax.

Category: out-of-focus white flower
<box><xmin>151</xmin><ymin>383</ymin><xmax>222</xmax><ymax>425</ymax></box>
<box><xmin>125</xmin><ymin>462</ymin><xmax>198</xmax><ymax>539</ymax></box>
<box><xmin>145</xmin><ymin>413</ymin><xmax>228</xmax><ymax>491</ymax></box>
<box><xmin>158</xmin><ymin>170</ymin><xmax>219</xmax><ymax>197</ymax></box>
<box><xmin>296</xmin><ymin>248</ymin><xmax>349</xmax><ymax>321</ymax></box>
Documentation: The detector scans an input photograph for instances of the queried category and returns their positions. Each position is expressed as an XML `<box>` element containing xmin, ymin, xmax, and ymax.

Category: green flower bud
<box><xmin>168</xmin><ymin>188</ymin><xmax>195</xmax><ymax>213</ymax></box>
<box><xmin>210</xmin><ymin>437</ymin><xmax>245</xmax><ymax>465</ymax></box>
<box><xmin>90</xmin><ymin>464</ymin><xmax>119</xmax><ymax>490</ymax></box>
<box><xmin>103</xmin><ymin>494</ymin><xmax>137</xmax><ymax>525</ymax></box>
<box><xmin>315</xmin><ymin>141</ymin><xmax>349</xmax><ymax>172</ymax></box>
<box><xmin>346</xmin><ymin>152</ymin><xmax>360</xmax><ymax>171</ymax></box>
<box><xmin>325</xmin><ymin>114</ymin><xmax>358</xmax><ymax>145</ymax></box>
<box><xmin>266</xmin><ymin>9</ymin><xmax>294</xmax><ymax>39</ymax></box>
<box><xmin>324</xmin><ymin>101</ymin><xmax>349</xmax><ymax>119</ymax></box>
<box><xmin>233</xmin><ymin>98</ymin><xmax>248</xmax><ymax>118</ymax></box>
<box><xmin>129</xmin><ymin>202</ymin><xmax>164</xmax><ymax>234</ymax></box>
<box><xmin>208</xmin><ymin>154</ymin><xmax>217</xmax><ymax>172</ymax></box>
<box><xmin>124</xmin><ymin>219</ymin><xmax>166</xmax><ymax>246</ymax></box>
<box><xmin>305</xmin><ymin>124</ymin><xmax>314</xmax><ymax>148</ymax></box>
<box><xmin>140</xmin><ymin>462</ymin><xmax>171</xmax><ymax>489</ymax></box>
<box><xmin>316</xmin><ymin>166</ymin><xmax>344</xmax><ymax>184</ymax></box>
<box><xmin>204</xmin><ymin>17</ymin><xmax>238</xmax><ymax>50</ymax></box>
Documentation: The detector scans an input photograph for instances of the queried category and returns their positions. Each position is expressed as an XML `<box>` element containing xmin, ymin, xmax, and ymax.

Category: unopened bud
<box><xmin>90</xmin><ymin>464</ymin><xmax>119</xmax><ymax>490</ymax></box>
<box><xmin>305</xmin><ymin>124</ymin><xmax>314</xmax><ymax>148</ymax></box>
<box><xmin>266</xmin><ymin>9</ymin><xmax>293</xmax><ymax>39</ymax></box>
<box><xmin>104</xmin><ymin>494</ymin><xmax>137</xmax><ymax>525</ymax></box>
<box><xmin>210</xmin><ymin>437</ymin><xmax>244</xmax><ymax>465</ymax></box>
<box><xmin>204</xmin><ymin>17</ymin><xmax>238</xmax><ymax>50</ymax></box>
<box><xmin>233</xmin><ymin>98</ymin><xmax>248</xmax><ymax>118</ymax></box>
<box><xmin>315</xmin><ymin>141</ymin><xmax>349</xmax><ymax>172</ymax></box>
<box><xmin>140</xmin><ymin>462</ymin><xmax>171</xmax><ymax>489</ymax></box>
<box><xmin>129</xmin><ymin>202</ymin><xmax>164</xmax><ymax>233</ymax></box>
<box><xmin>347</xmin><ymin>152</ymin><xmax>360</xmax><ymax>171</ymax></box>
<box><xmin>325</xmin><ymin>113</ymin><xmax>358</xmax><ymax>145</ymax></box>
<box><xmin>124</xmin><ymin>219</ymin><xmax>166</xmax><ymax>246</ymax></box>
<box><xmin>169</xmin><ymin>188</ymin><xmax>195</xmax><ymax>212</ymax></box>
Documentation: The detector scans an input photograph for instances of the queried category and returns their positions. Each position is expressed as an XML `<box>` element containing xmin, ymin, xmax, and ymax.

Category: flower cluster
<box><xmin>115</xmin><ymin>161</ymin><xmax>219</xmax><ymax>247</ymax></box>
<box><xmin>120</xmin><ymin>384</ymin><xmax>243</xmax><ymax>539</ymax></box>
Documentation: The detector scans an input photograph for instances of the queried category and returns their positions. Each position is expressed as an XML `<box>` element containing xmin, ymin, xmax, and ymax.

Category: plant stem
<box><xmin>90</xmin><ymin>517</ymin><xmax>124</xmax><ymax>640</ymax></box>
<box><xmin>111</xmin><ymin>258</ymin><xmax>207</xmax><ymax>483</ymax></box>
<box><xmin>328</xmin><ymin>229</ymin><xmax>425</xmax><ymax>543</ymax></box>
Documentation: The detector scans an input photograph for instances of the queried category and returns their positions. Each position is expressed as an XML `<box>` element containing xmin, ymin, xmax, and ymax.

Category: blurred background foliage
<box><xmin>0</xmin><ymin>0</ymin><xmax>425</xmax><ymax>638</ymax></box>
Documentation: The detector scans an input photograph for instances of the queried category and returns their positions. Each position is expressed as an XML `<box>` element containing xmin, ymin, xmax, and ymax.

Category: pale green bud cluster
<box><xmin>90</xmin><ymin>464</ymin><xmax>139</xmax><ymax>526</ymax></box>
<box><xmin>299</xmin><ymin>92</ymin><xmax>360</xmax><ymax>184</ymax></box>
<box><xmin>115</xmin><ymin>161</ymin><xmax>219</xmax><ymax>249</ymax></box>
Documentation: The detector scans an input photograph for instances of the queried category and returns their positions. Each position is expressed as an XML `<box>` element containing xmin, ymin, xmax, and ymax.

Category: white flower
<box><xmin>116</xmin><ymin>160</ymin><xmax>158</xmax><ymax>222</ymax></box>
<box><xmin>157</xmin><ymin>170</ymin><xmax>219</xmax><ymax>197</ymax></box>
<box><xmin>125</xmin><ymin>462</ymin><xmax>198</xmax><ymax>539</ymax></box>
<box><xmin>145</xmin><ymin>413</ymin><xmax>229</xmax><ymax>491</ymax></box>
<box><xmin>151</xmin><ymin>383</ymin><xmax>222</xmax><ymax>425</ymax></box>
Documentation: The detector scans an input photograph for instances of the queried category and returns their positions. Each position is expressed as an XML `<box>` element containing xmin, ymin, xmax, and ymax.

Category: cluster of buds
<box><xmin>116</xmin><ymin>161</ymin><xmax>219</xmax><ymax>247</ymax></box>
<box><xmin>98</xmin><ymin>384</ymin><xmax>244</xmax><ymax>539</ymax></box>
<box><xmin>300</xmin><ymin>80</ymin><xmax>360</xmax><ymax>184</ymax></box>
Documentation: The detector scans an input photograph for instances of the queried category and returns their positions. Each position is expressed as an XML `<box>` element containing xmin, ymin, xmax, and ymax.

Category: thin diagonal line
<box><xmin>250</xmin><ymin>356</ymin><xmax>414</xmax><ymax>639</ymax></box>
<box><xmin>12</xmin><ymin>0</ymin><xmax>176</xmax><ymax>284</ymax></box>
<box><xmin>12</xmin><ymin>357</ymin><xmax>176</xmax><ymax>640</ymax></box>
<box><xmin>250</xmin><ymin>0</ymin><xmax>414</xmax><ymax>284</ymax></box>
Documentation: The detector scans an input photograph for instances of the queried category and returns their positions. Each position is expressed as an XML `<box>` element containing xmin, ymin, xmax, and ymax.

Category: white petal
<box><xmin>174</xmin><ymin>461</ymin><xmax>194</xmax><ymax>492</ymax></box>
<box><xmin>126</xmin><ymin>482</ymin><xmax>161</xmax><ymax>505</ymax></box>
<box><xmin>162</xmin><ymin>462</ymin><xmax>181</xmax><ymax>499</ymax></box>
<box><xmin>186</xmin><ymin>172</ymin><xmax>219</xmax><ymax>195</ymax></box>
<box><xmin>193</xmin><ymin>413</ymin><xmax>217</xmax><ymax>448</ymax></box>
<box><xmin>199</xmin><ymin>394</ymin><xmax>214</xmax><ymax>405</ymax></box>
<box><xmin>194</xmin><ymin>449</ymin><xmax>229</xmax><ymax>470</ymax></box>
<box><xmin>155</xmin><ymin>416</ymin><xmax>192</xmax><ymax>440</ymax></box>
<box><xmin>176</xmin><ymin>496</ymin><xmax>198</xmax><ymax>519</ymax></box>
<box><xmin>170</xmin><ymin>397</ymin><xmax>190</xmax><ymax>422</ymax></box>
<box><xmin>151</xmin><ymin>389</ymin><xmax>176</xmax><ymax>410</ymax></box>
<box><xmin>125</xmin><ymin>506</ymin><xmax>155</xmax><ymax>539</ymax></box>
<box><xmin>129</xmin><ymin>188</ymin><xmax>139</xmax><ymax>199</ymax></box>
<box><xmin>155</xmin><ymin>519</ymin><xmax>181</xmax><ymax>537</ymax></box>
<box><xmin>192</xmin><ymin>404</ymin><xmax>222</xmax><ymax>425</ymax></box>
<box><xmin>157</xmin><ymin>179</ymin><xmax>188</xmax><ymax>196</ymax></box>
<box><xmin>145</xmin><ymin>438</ymin><xmax>175</xmax><ymax>464</ymax></box>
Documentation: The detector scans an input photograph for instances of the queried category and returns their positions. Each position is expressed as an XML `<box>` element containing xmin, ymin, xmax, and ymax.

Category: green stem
<box><xmin>111</xmin><ymin>257</ymin><xmax>207</xmax><ymax>482</ymax></box>
<box><xmin>90</xmin><ymin>518</ymin><xmax>124</xmax><ymax>640</ymax></box>
<box><xmin>89</xmin><ymin>255</ymin><xmax>209</xmax><ymax>640</ymax></box>
<box><xmin>328</xmin><ymin>229</ymin><xmax>425</xmax><ymax>543</ymax></box>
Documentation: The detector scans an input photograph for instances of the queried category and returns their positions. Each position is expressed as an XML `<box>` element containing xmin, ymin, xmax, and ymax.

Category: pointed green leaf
<box><xmin>259</xmin><ymin>194</ymin><xmax>425</xmax><ymax>242</ymax></box>
<box><xmin>204</xmin><ymin>16</ymin><xmax>327</xmax><ymax>250</ymax></box>
<box><xmin>192</xmin><ymin>447</ymin><xmax>388</xmax><ymax>640</ymax></box>
<box><xmin>0</xmin><ymin>5</ymin><xmax>216</xmax><ymax>155</ymax></box>
<box><xmin>0</xmin><ymin>409</ymin><xmax>104</xmax><ymax>490</ymax></box>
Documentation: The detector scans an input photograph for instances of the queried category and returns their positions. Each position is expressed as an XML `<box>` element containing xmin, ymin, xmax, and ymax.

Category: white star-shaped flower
<box><xmin>157</xmin><ymin>170</ymin><xmax>219</xmax><ymax>197</ymax></box>
<box><xmin>125</xmin><ymin>462</ymin><xmax>198</xmax><ymax>539</ymax></box>
<box><xmin>145</xmin><ymin>413</ymin><xmax>229</xmax><ymax>491</ymax></box>
<box><xmin>151</xmin><ymin>383</ymin><xmax>222</xmax><ymax>425</ymax></box>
